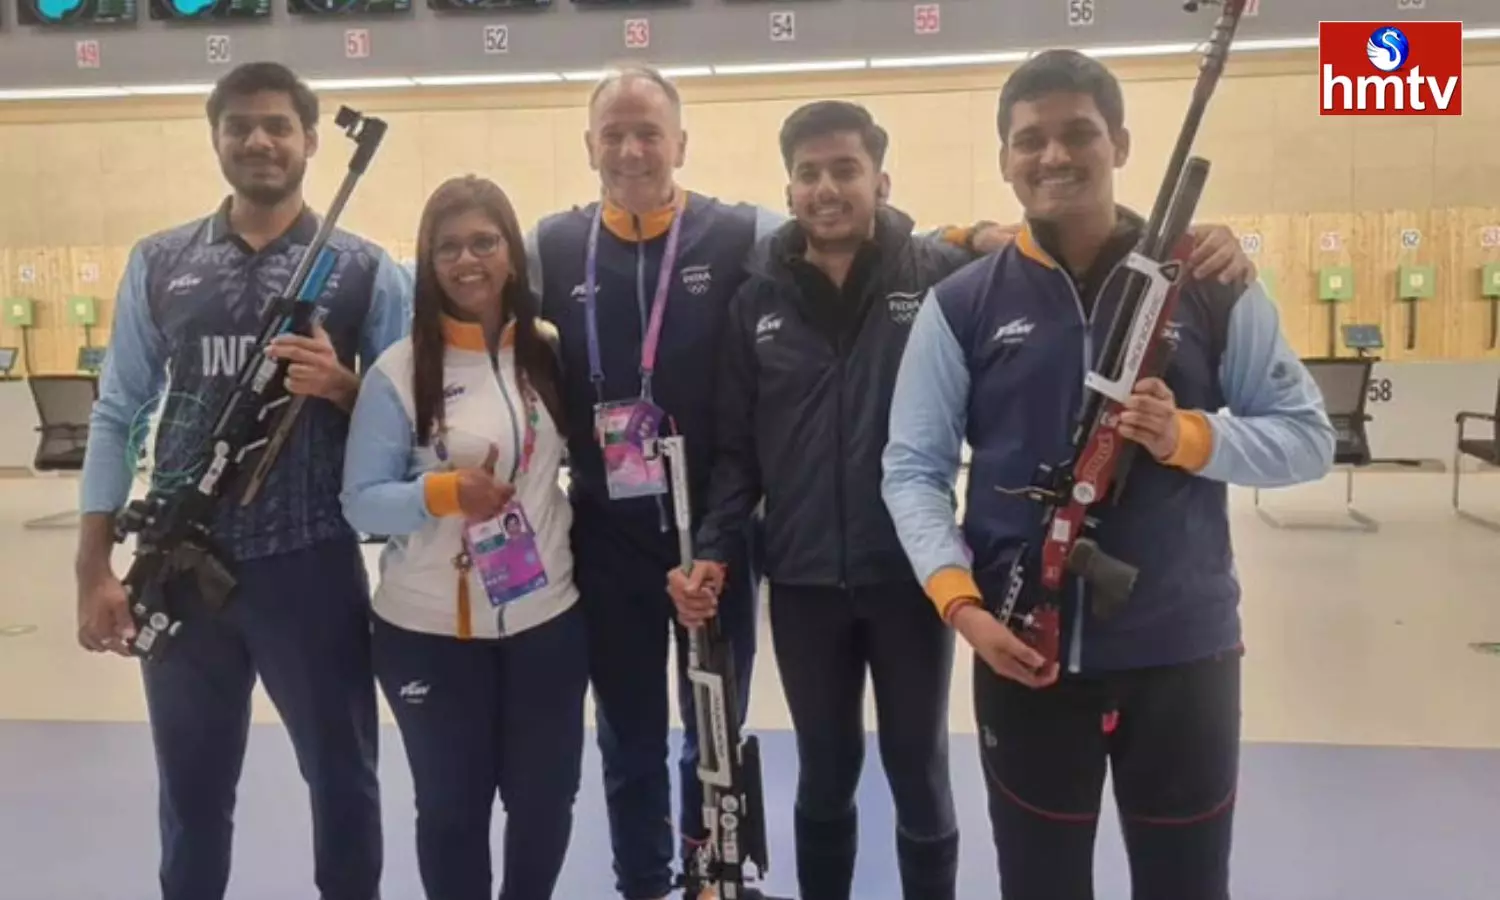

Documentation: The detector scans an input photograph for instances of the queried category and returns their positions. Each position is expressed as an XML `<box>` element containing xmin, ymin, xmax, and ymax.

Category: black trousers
<box><xmin>975</xmin><ymin>649</ymin><xmax>1242</xmax><ymax>900</ymax></box>
<box><xmin>770</xmin><ymin>581</ymin><xmax>958</xmax><ymax>900</ymax></box>
<box><xmin>140</xmin><ymin>537</ymin><xmax>382</xmax><ymax>900</ymax></box>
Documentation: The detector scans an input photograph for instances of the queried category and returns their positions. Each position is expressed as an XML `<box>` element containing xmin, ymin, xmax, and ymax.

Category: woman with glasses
<box><xmin>341</xmin><ymin>175</ymin><xmax>586</xmax><ymax>900</ymax></box>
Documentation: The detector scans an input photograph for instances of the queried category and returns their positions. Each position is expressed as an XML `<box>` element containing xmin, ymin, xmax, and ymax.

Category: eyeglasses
<box><xmin>434</xmin><ymin>232</ymin><xmax>504</xmax><ymax>263</ymax></box>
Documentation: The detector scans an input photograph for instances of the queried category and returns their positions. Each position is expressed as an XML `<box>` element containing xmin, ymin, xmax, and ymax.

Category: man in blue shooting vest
<box><xmin>882</xmin><ymin>50</ymin><xmax>1335</xmax><ymax>900</ymax></box>
<box><xmin>525</xmin><ymin>66</ymin><xmax>1028</xmax><ymax>900</ymax></box>
<box><xmin>74</xmin><ymin>62</ymin><xmax>411</xmax><ymax>900</ymax></box>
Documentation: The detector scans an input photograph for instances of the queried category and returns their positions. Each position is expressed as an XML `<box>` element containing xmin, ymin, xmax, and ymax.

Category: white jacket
<box><xmin>341</xmin><ymin>315</ymin><xmax>577</xmax><ymax>640</ymax></box>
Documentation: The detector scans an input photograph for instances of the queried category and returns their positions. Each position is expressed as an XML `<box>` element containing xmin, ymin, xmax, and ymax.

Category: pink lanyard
<box><xmin>583</xmin><ymin>194</ymin><xmax>685</xmax><ymax>404</ymax></box>
<box><xmin>433</xmin><ymin>363</ymin><xmax>537</xmax><ymax>482</ymax></box>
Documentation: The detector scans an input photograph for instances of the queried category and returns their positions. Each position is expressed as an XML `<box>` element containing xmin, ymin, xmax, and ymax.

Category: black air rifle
<box><xmin>995</xmin><ymin>0</ymin><xmax>1249</xmax><ymax>665</ymax></box>
<box><xmin>114</xmin><ymin>106</ymin><xmax>388</xmax><ymax>660</ymax></box>
<box><xmin>662</xmin><ymin>435</ymin><xmax>788</xmax><ymax>900</ymax></box>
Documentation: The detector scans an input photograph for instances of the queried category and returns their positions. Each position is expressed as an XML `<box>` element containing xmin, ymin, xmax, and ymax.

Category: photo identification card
<box><xmin>595</xmin><ymin>399</ymin><xmax>667</xmax><ymax>499</ymax></box>
<box><xmin>465</xmin><ymin>501</ymin><xmax>549</xmax><ymax>607</ymax></box>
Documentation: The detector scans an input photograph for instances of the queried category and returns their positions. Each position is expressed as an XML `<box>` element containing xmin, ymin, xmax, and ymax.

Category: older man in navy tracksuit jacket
<box><xmin>882</xmin><ymin>49</ymin><xmax>1335</xmax><ymax>900</ymax></box>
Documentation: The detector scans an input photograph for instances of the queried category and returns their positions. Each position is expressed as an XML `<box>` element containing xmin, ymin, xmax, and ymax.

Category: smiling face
<box><xmin>431</xmin><ymin>208</ymin><xmax>511</xmax><ymax>321</ymax></box>
<box><xmin>211</xmin><ymin>89</ymin><xmax>317</xmax><ymax>207</ymax></box>
<box><xmin>585</xmin><ymin>74</ymin><xmax>686</xmax><ymax>213</ymax></box>
<box><xmin>787</xmin><ymin>129</ymin><xmax>889</xmax><ymax>252</ymax></box>
<box><xmin>1000</xmin><ymin>90</ymin><xmax>1129</xmax><ymax>225</ymax></box>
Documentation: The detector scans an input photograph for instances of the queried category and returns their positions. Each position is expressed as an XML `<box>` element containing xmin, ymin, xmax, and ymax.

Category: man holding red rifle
<box><xmin>882</xmin><ymin>49</ymin><xmax>1335</xmax><ymax>899</ymax></box>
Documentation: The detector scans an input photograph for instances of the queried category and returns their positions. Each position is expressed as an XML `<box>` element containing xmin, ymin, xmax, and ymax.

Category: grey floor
<box><xmin>3</xmin><ymin>468</ymin><xmax>1500</xmax><ymax>898</ymax></box>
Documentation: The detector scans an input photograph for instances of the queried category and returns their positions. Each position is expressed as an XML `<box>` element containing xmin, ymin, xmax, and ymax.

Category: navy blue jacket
<box><xmin>695</xmin><ymin>205</ymin><xmax>974</xmax><ymax>587</ymax></box>
<box><xmin>528</xmin><ymin>191</ymin><xmax>779</xmax><ymax>566</ymax></box>
<box><xmin>882</xmin><ymin>209</ymin><xmax>1335</xmax><ymax>672</ymax></box>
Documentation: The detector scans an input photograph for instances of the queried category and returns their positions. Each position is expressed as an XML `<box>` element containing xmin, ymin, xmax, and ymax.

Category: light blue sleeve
<box><xmin>881</xmin><ymin>291</ymin><xmax>973</xmax><ymax>585</ymax></box>
<box><xmin>80</xmin><ymin>244</ymin><xmax>168</xmax><ymax>515</ymax></box>
<box><xmin>340</xmin><ymin>364</ymin><xmax>435</xmax><ymax>537</ymax></box>
<box><xmin>1197</xmin><ymin>280</ymin><xmax>1337</xmax><ymax>487</ymax></box>
<box><xmin>359</xmin><ymin>250</ymin><xmax>413</xmax><ymax>371</ymax></box>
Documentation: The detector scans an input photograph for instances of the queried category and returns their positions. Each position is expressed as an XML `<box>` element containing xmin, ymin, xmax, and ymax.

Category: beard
<box><xmin>223</xmin><ymin>155</ymin><xmax>306</xmax><ymax>207</ymax></box>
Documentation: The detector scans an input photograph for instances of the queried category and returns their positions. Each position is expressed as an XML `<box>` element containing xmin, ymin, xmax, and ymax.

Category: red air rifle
<box><xmin>996</xmin><ymin>0</ymin><xmax>1249</xmax><ymax>665</ymax></box>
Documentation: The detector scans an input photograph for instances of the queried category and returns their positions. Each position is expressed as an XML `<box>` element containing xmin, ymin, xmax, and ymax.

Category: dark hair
<box><xmin>410</xmin><ymin>175</ymin><xmax>565</xmax><ymax>449</ymax></box>
<box><xmin>206</xmin><ymin>62</ymin><xmax>319</xmax><ymax>131</ymax></box>
<box><xmin>997</xmin><ymin>50</ymin><xmax>1125</xmax><ymax>145</ymax></box>
<box><xmin>778</xmin><ymin>100</ymin><xmax>889</xmax><ymax>172</ymax></box>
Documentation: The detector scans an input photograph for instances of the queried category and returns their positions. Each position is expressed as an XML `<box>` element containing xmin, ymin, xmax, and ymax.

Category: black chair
<box><xmin>25</xmin><ymin>374</ymin><xmax>98</xmax><ymax>530</ymax></box>
<box><xmin>1452</xmin><ymin>378</ymin><xmax>1500</xmax><ymax>531</ymax></box>
<box><xmin>1253</xmin><ymin>357</ymin><xmax>1378</xmax><ymax>532</ymax></box>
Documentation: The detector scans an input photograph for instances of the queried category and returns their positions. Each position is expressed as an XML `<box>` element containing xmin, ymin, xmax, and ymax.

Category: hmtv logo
<box><xmin>1319</xmin><ymin>21</ymin><xmax>1463</xmax><ymax>116</ymax></box>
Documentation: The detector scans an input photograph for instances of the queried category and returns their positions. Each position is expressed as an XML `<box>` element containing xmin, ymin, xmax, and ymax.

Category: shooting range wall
<box><xmin>0</xmin><ymin>4</ymin><xmax>1497</xmax><ymax>474</ymax></box>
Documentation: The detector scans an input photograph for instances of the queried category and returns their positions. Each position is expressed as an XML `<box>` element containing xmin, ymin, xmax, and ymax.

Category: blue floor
<box><xmin>2</xmin><ymin>721</ymin><xmax>1497</xmax><ymax>900</ymax></box>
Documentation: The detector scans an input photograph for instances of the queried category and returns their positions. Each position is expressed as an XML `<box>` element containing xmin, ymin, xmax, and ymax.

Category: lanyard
<box><xmin>433</xmin><ymin>363</ymin><xmax>537</xmax><ymax>484</ymax></box>
<box><xmin>583</xmin><ymin>195</ymin><xmax>685</xmax><ymax>404</ymax></box>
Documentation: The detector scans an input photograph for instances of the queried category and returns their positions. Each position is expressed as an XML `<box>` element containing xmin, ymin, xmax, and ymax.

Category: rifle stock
<box><xmin>115</xmin><ymin>107</ymin><xmax>387</xmax><ymax>661</ymax></box>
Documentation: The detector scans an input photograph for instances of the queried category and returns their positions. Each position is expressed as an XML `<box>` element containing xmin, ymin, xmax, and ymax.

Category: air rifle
<box><xmin>995</xmin><ymin>0</ymin><xmax>1249</xmax><ymax>665</ymax></box>
<box><xmin>114</xmin><ymin>106</ymin><xmax>388</xmax><ymax>661</ymax></box>
<box><xmin>662</xmin><ymin>435</ymin><xmax>787</xmax><ymax>900</ymax></box>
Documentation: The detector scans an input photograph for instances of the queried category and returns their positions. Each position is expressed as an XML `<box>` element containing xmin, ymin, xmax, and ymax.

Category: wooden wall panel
<box><xmin>1</xmin><ymin>56</ymin><xmax>1499</xmax><ymax>364</ymax></box>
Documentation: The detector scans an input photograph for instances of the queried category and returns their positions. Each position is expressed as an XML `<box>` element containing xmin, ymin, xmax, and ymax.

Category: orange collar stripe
<box><xmin>601</xmin><ymin>190</ymin><xmax>688</xmax><ymax>242</ymax></box>
<box><xmin>1015</xmin><ymin>225</ymin><xmax>1059</xmax><ymax>270</ymax></box>
<box><xmin>441</xmin><ymin>314</ymin><xmax>515</xmax><ymax>352</ymax></box>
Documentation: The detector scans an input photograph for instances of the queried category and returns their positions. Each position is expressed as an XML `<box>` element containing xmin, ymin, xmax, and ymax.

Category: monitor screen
<box><xmin>1342</xmin><ymin>324</ymin><xmax>1384</xmax><ymax>350</ymax></box>
<box><xmin>289</xmin><ymin>0</ymin><xmax>410</xmax><ymax>13</ymax></box>
<box><xmin>428</xmin><ymin>0</ymin><xmax>548</xmax><ymax>7</ymax></box>
<box><xmin>0</xmin><ymin>347</ymin><xmax>16</xmax><ymax>374</ymax></box>
<box><xmin>18</xmin><ymin>0</ymin><xmax>137</xmax><ymax>24</ymax></box>
<box><xmin>149</xmin><ymin>0</ymin><xmax>269</xmax><ymax>18</ymax></box>
<box><xmin>77</xmin><ymin>346</ymin><xmax>106</xmax><ymax>373</ymax></box>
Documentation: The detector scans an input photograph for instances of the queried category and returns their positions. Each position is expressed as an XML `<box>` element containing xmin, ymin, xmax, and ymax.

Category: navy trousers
<box><xmin>140</xmin><ymin>535</ymin><xmax>382</xmax><ymax>900</ymax></box>
<box><xmin>573</xmin><ymin>514</ymin><xmax>760</xmax><ymax>900</ymax></box>
<box><xmin>769</xmin><ymin>581</ymin><xmax>959</xmax><ymax>900</ymax></box>
<box><xmin>372</xmin><ymin>602</ymin><xmax>589</xmax><ymax>900</ymax></box>
<box><xmin>976</xmin><ymin>649</ymin><xmax>1242</xmax><ymax>900</ymax></box>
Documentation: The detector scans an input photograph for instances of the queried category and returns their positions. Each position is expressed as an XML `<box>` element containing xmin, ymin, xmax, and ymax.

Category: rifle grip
<box><xmin>1016</xmin><ymin>604</ymin><xmax>1061</xmax><ymax>667</ymax></box>
<box><xmin>1068</xmin><ymin>538</ymin><xmax>1138</xmax><ymax>618</ymax></box>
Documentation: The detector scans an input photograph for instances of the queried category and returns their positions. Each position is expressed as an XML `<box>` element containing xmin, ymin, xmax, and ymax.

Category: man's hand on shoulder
<box><xmin>267</xmin><ymin>321</ymin><xmax>360</xmax><ymax>412</ymax></box>
<box><xmin>971</xmin><ymin>221</ymin><xmax>1022</xmax><ymax>255</ymax></box>
<box><xmin>1187</xmin><ymin>224</ymin><xmax>1256</xmax><ymax>286</ymax></box>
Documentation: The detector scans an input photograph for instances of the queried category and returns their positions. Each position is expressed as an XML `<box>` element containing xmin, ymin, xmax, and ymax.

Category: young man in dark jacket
<box><xmin>883</xmin><ymin>50</ymin><xmax>1335</xmax><ymax>900</ymax></box>
<box><xmin>667</xmin><ymin>99</ymin><xmax>1258</xmax><ymax>900</ymax></box>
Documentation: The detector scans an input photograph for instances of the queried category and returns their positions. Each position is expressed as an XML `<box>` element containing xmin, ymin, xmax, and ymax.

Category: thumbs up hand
<box><xmin>455</xmin><ymin>444</ymin><xmax>515</xmax><ymax>521</ymax></box>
